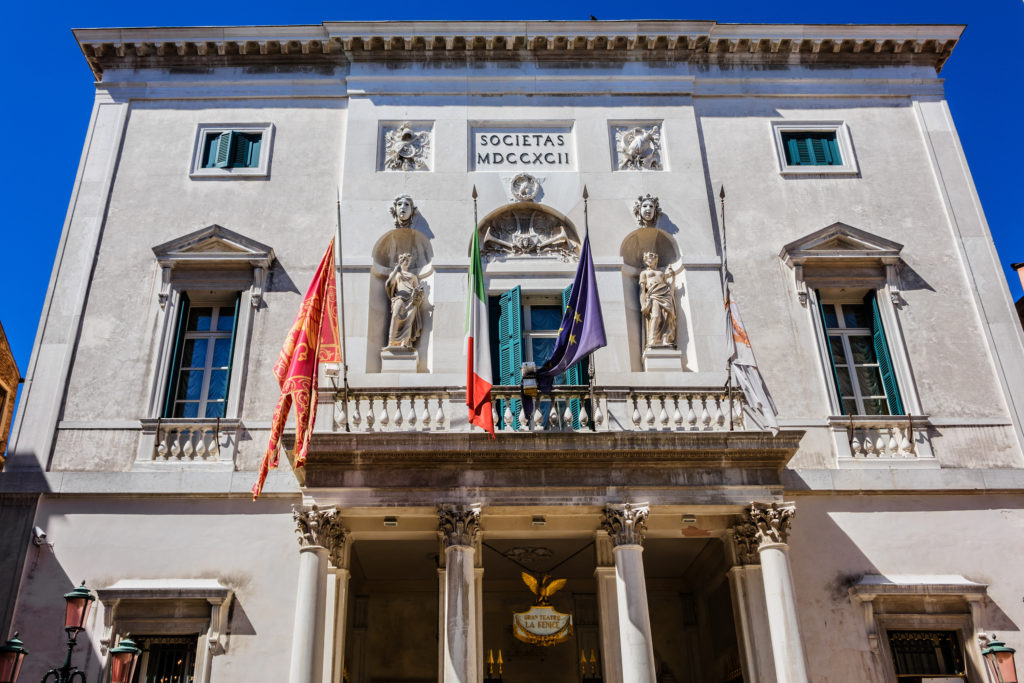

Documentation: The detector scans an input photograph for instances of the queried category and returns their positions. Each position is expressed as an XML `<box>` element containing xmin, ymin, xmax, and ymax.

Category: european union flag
<box><xmin>537</xmin><ymin>231</ymin><xmax>607</xmax><ymax>393</ymax></box>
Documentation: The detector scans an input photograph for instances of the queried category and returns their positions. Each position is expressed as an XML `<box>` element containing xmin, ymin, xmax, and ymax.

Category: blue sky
<box><xmin>2</xmin><ymin>0</ymin><xmax>1021</xmax><ymax>396</ymax></box>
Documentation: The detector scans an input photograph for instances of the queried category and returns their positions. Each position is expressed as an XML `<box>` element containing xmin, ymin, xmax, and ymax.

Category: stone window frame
<box><xmin>780</xmin><ymin>222</ymin><xmax>935</xmax><ymax>466</ymax></box>
<box><xmin>189</xmin><ymin>122</ymin><xmax>275</xmax><ymax>178</ymax></box>
<box><xmin>770</xmin><ymin>120</ymin><xmax>860</xmax><ymax>176</ymax></box>
<box><xmin>138</xmin><ymin>225</ymin><xmax>274</xmax><ymax>469</ymax></box>
<box><xmin>849</xmin><ymin>575</ymin><xmax>988</xmax><ymax>683</ymax></box>
<box><xmin>96</xmin><ymin>579</ymin><xmax>233</xmax><ymax>683</ymax></box>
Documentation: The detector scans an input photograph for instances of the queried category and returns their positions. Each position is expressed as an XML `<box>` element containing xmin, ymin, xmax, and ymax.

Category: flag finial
<box><xmin>719</xmin><ymin>185</ymin><xmax>725</xmax><ymax>199</ymax></box>
<box><xmin>582</xmin><ymin>185</ymin><xmax>589</xmax><ymax>200</ymax></box>
<box><xmin>472</xmin><ymin>185</ymin><xmax>478</xmax><ymax>200</ymax></box>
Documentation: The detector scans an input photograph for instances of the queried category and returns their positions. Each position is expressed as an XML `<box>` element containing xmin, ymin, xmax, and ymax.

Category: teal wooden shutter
<box><xmin>214</xmin><ymin>131</ymin><xmax>234</xmax><ymax>168</ymax></box>
<box><xmin>866</xmin><ymin>292</ymin><xmax>904</xmax><ymax>415</ymax></box>
<box><xmin>816</xmin><ymin>292</ymin><xmax>846</xmax><ymax>416</ymax></box>
<box><xmin>246</xmin><ymin>134</ymin><xmax>262</xmax><ymax>167</ymax></box>
<box><xmin>231</xmin><ymin>133</ymin><xmax>261</xmax><ymax>168</ymax></box>
<box><xmin>222</xmin><ymin>293</ymin><xmax>241</xmax><ymax>409</ymax></box>
<box><xmin>162</xmin><ymin>293</ymin><xmax>191</xmax><ymax>417</ymax></box>
<box><xmin>562</xmin><ymin>284</ymin><xmax>586</xmax><ymax>429</ymax></box>
<box><xmin>497</xmin><ymin>286</ymin><xmax>523</xmax><ymax>428</ymax></box>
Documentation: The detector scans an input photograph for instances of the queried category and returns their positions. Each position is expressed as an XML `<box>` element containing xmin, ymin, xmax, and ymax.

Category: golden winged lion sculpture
<box><xmin>521</xmin><ymin>572</ymin><xmax>567</xmax><ymax>606</ymax></box>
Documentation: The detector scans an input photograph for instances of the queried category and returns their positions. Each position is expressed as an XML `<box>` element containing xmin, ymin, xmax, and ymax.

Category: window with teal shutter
<box><xmin>202</xmin><ymin>131</ymin><xmax>263</xmax><ymax>169</ymax></box>
<box><xmin>164</xmin><ymin>293</ymin><xmax>241</xmax><ymax>418</ymax></box>
<box><xmin>818</xmin><ymin>291</ymin><xmax>904</xmax><ymax>416</ymax></box>
<box><xmin>495</xmin><ymin>286</ymin><xmax>523</xmax><ymax>429</ymax></box>
<box><xmin>782</xmin><ymin>132</ymin><xmax>841</xmax><ymax>166</ymax></box>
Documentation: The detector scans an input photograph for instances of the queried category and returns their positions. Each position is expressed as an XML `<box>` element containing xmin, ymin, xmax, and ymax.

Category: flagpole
<box><xmin>719</xmin><ymin>185</ymin><xmax>734</xmax><ymax>432</ymax></box>
<box><xmin>336</xmin><ymin>188</ymin><xmax>351</xmax><ymax>432</ymax></box>
<box><xmin>583</xmin><ymin>185</ymin><xmax>598</xmax><ymax>430</ymax></box>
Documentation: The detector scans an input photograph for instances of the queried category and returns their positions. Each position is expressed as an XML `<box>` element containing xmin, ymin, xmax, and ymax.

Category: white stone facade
<box><xmin>3</xmin><ymin>19</ymin><xmax>1024</xmax><ymax>683</ymax></box>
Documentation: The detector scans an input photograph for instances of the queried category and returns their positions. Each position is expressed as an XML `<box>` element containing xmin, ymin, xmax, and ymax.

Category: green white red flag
<box><xmin>252</xmin><ymin>239</ymin><xmax>341</xmax><ymax>499</ymax></box>
<box><xmin>465</xmin><ymin>225</ymin><xmax>494</xmax><ymax>436</ymax></box>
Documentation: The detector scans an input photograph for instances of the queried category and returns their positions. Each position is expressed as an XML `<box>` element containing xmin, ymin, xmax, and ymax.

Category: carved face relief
<box><xmin>390</xmin><ymin>195</ymin><xmax>417</xmax><ymax>227</ymax></box>
<box><xmin>632</xmin><ymin>194</ymin><xmax>662</xmax><ymax>227</ymax></box>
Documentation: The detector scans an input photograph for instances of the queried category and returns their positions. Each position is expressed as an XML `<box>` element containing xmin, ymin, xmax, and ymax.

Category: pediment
<box><xmin>153</xmin><ymin>224</ymin><xmax>275</xmax><ymax>267</ymax></box>
<box><xmin>780</xmin><ymin>222</ymin><xmax>902</xmax><ymax>265</ymax></box>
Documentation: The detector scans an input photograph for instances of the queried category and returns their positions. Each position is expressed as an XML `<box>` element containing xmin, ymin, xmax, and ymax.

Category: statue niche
<box><xmin>480</xmin><ymin>206</ymin><xmax>579</xmax><ymax>263</ymax></box>
<box><xmin>385</xmin><ymin>252</ymin><xmax>424</xmax><ymax>350</ymax></box>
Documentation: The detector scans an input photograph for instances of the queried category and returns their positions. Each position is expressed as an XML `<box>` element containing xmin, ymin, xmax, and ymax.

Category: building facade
<box><xmin>3</xmin><ymin>19</ymin><xmax>1024</xmax><ymax>683</ymax></box>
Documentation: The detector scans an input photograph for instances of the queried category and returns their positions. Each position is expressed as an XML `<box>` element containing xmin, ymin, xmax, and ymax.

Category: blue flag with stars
<box><xmin>537</xmin><ymin>231</ymin><xmax>607</xmax><ymax>393</ymax></box>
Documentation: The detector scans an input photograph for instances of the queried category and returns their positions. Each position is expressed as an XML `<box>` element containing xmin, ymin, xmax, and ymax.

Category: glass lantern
<box><xmin>63</xmin><ymin>582</ymin><xmax>96</xmax><ymax>634</ymax></box>
<box><xmin>0</xmin><ymin>633</ymin><xmax>28</xmax><ymax>683</ymax></box>
<box><xmin>109</xmin><ymin>636</ymin><xmax>141</xmax><ymax>683</ymax></box>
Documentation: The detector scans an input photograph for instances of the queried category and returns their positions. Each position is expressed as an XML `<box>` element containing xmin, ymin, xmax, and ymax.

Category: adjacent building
<box><xmin>3</xmin><ymin>19</ymin><xmax>1024</xmax><ymax>683</ymax></box>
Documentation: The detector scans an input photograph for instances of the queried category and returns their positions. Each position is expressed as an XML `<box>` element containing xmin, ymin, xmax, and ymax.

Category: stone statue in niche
<box><xmin>638</xmin><ymin>251</ymin><xmax>677</xmax><ymax>349</ymax></box>
<box><xmin>385</xmin><ymin>253</ymin><xmax>425</xmax><ymax>349</ymax></box>
<box><xmin>390</xmin><ymin>194</ymin><xmax>417</xmax><ymax>228</ymax></box>
<box><xmin>383</xmin><ymin>122</ymin><xmax>431</xmax><ymax>171</ymax></box>
<box><xmin>615</xmin><ymin>125</ymin><xmax>662</xmax><ymax>170</ymax></box>
<box><xmin>632</xmin><ymin>194</ymin><xmax>662</xmax><ymax>228</ymax></box>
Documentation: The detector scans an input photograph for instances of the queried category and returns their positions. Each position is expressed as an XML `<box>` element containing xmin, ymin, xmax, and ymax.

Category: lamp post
<box><xmin>982</xmin><ymin>635</ymin><xmax>1018</xmax><ymax>683</ymax></box>
<box><xmin>40</xmin><ymin>581</ymin><xmax>95</xmax><ymax>682</ymax></box>
<box><xmin>0</xmin><ymin>633</ymin><xmax>28</xmax><ymax>683</ymax></box>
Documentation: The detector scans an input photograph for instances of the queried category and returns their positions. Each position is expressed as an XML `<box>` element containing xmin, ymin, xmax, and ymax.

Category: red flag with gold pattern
<box><xmin>252</xmin><ymin>239</ymin><xmax>340</xmax><ymax>499</ymax></box>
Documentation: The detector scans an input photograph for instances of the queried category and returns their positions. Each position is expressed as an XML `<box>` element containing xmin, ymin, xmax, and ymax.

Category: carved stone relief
<box><xmin>390</xmin><ymin>194</ymin><xmax>418</xmax><ymax>228</ymax></box>
<box><xmin>632</xmin><ymin>193</ymin><xmax>662</xmax><ymax>228</ymax></box>
<box><xmin>639</xmin><ymin>251</ymin><xmax>677</xmax><ymax>349</ymax></box>
<box><xmin>481</xmin><ymin>208</ymin><xmax>578</xmax><ymax>262</ymax></box>
<box><xmin>385</xmin><ymin>253</ymin><xmax>424</xmax><ymax>350</ymax></box>
<box><xmin>293</xmin><ymin>504</ymin><xmax>347</xmax><ymax>566</ymax></box>
<box><xmin>614</xmin><ymin>124</ymin><xmax>662</xmax><ymax>170</ymax></box>
<box><xmin>601</xmin><ymin>503</ymin><xmax>650</xmax><ymax>547</ymax></box>
<box><xmin>438</xmin><ymin>504</ymin><xmax>482</xmax><ymax>548</ymax></box>
<box><xmin>383</xmin><ymin>122</ymin><xmax>431</xmax><ymax>171</ymax></box>
<box><xmin>510</xmin><ymin>173</ymin><xmax>540</xmax><ymax>201</ymax></box>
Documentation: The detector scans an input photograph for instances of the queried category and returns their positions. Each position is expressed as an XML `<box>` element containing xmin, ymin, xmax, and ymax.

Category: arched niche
<box><xmin>618</xmin><ymin>226</ymin><xmax>692</xmax><ymax>372</ymax></box>
<box><xmin>476</xmin><ymin>203</ymin><xmax>580</xmax><ymax>265</ymax></box>
<box><xmin>366</xmin><ymin>229</ymin><xmax>434</xmax><ymax>373</ymax></box>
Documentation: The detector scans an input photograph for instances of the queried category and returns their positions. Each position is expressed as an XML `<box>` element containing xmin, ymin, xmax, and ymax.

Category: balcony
<box><xmin>329</xmin><ymin>385</ymin><xmax>748</xmax><ymax>434</ymax></box>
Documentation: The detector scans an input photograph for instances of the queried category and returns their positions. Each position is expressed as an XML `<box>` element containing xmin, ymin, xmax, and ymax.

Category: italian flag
<box><xmin>466</xmin><ymin>225</ymin><xmax>495</xmax><ymax>436</ymax></box>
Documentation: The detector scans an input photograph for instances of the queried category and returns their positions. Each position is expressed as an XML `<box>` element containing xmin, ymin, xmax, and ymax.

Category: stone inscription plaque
<box><xmin>472</xmin><ymin>126</ymin><xmax>574</xmax><ymax>171</ymax></box>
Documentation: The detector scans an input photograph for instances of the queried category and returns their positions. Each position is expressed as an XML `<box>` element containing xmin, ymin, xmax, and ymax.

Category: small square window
<box><xmin>771</xmin><ymin>121</ymin><xmax>858</xmax><ymax>175</ymax></box>
<box><xmin>190</xmin><ymin>123</ymin><xmax>273</xmax><ymax>178</ymax></box>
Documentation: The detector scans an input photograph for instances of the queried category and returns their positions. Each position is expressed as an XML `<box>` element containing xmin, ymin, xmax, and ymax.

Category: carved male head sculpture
<box><xmin>633</xmin><ymin>194</ymin><xmax>661</xmax><ymax>228</ymax></box>
<box><xmin>390</xmin><ymin>195</ymin><xmax>417</xmax><ymax>228</ymax></box>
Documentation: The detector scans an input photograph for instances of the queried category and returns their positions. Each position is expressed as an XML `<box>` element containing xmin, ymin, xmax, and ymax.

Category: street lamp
<box><xmin>41</xmin><ymin>581</ymin><xmax>96</xmax><ymax>682</ymax></box>
<box><xmin>982</xmin><ymin>635</ymin><xmax>1018</xmax><ymax>683</ymax></box>
<box><xmin>106</xmin><ymin>637</ymin><xmax>140</xmax><ymax>683</ymax></box>
<box><xmin>0</xmin><ymin>633</ymin><xmax>28</xmax><ymax>683</ymax></box>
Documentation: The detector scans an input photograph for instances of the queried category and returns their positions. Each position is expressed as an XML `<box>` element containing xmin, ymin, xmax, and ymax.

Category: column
<box><xmin>290</xmin><ymin>505</ymin><xmax>347</xmax><ymax>683</ymax></box>
<box><xmin>724</xmin><ymin>528</ymin><xmax>776</xmax><ymax>683</ymax></box>
<box><xmin>323</xmin><ymin>537</ymin><xmax>352</xmax><ymax>683</ymax></box>
<box><xmin>735</xmin><ymin>503</ymin><xmax>809</xmax><ymax>683</ymax></box>
<box><xmin>593</xmin><ymin>532</ymin><xmax>623</xmax><ymax>683</ymax></box>
<box><xmin>438</xmin><ymin>504</ymin><xmax>481</xmax><ymax>683</ymax></box>
<box><xmin>601</xmin><ymin>503</ymin><xmax>656</xmax><ymax>683</ymax></box>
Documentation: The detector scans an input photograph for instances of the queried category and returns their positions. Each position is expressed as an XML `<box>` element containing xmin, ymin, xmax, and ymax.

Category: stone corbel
<box><xmin>853</xmin><ymin>593</ymin><xmax>879</xmax><ymax>653</ymax></box>
<box><xmin>100</xmin><ymin>598</ymin><xmax>120</xmax><ymax>654</ymax></box>
<box><xmin>793</xmin><ymin>264</ymin><xmax>808</xmax><ymax>306</ymax></box>
<box><xmin>251</xmin><ymin>265</ymin><xmax>266</xmax><ymax>307</ymax></box>
<box><xmin>158</xmin><ymin>266</ymin><xmax>172</xmax><ymax>309</ymax></box>
<box><xmin>884</xmin><ymin>260</ymin><xmax>903</xmax><ymax>306</ymax></box>
<box><xmin>207</xmin><ymin>591</ymin><xmax>234</xmax><ymax>655</ymax></box>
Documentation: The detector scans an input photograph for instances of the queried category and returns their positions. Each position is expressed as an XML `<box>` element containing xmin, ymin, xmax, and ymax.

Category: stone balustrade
<box><xmin>140</xmin><ymin>418</ymin><xmax>236</xmax><ymax>464</ymax></box>
<box><xmin>331</xmin><ymin>386</ymin><xmax>748</xmax><ymax>433</ymax></box>
<box><xmin>830</xmin><ymin>416</ymin><xmax>934</xmax><ymax>461</ymax></box>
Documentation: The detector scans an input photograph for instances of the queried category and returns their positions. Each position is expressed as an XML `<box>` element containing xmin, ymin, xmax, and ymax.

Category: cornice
<box><xmin>73</xmin><ymin>21</ymin><xmax>965</xmax><ymax>80</ymax></box>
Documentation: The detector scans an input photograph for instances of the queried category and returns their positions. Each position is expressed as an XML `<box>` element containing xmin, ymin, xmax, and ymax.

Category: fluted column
<box><xmin>601</xmin><ymin>503</ymin><xmax>655</xmax><ymax>683</ymax></box>
<box><xmin>290</xmin><ymin>505</ymin><xmax>347</xmax><ymax>683</ymax></box>
<box><xmin>438</xmin><ymin>504</ymin><xmax>481</xmax><ymax>683</ymax></box>
<box><xmin>734</xmin><ymin>503</ymin><xmax>809</xmax><ymax>683</ymax></box>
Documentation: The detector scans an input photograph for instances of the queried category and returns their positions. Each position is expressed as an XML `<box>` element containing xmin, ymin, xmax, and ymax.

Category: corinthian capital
<box><xmin>729</xmin><ymin>516</ymin><xmax>761</xmax><ymax>565</ymax></box>
<box><xmin>601</xmin><ymin>503</ymin><xmax>650</xmax><ymax>547</ymax></box>
<box><xmin>293</xmin><ymin>505</ymin><xmax>347</xmax><ymax>566</ymax></box>
<box><xmin>438</xmin><ymin>504</ymin><xmax>481</xmax><ymax>548</ymax></box>
<box><xmin>746</xmin><ymin>502</ymin><xmax>796</xmax><ymax>547</ymax></box>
